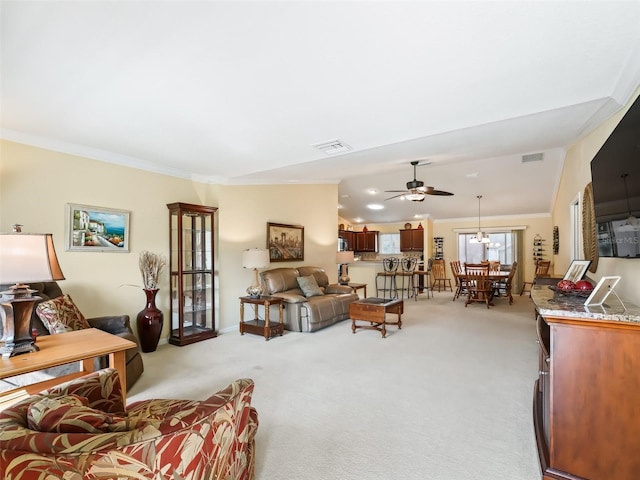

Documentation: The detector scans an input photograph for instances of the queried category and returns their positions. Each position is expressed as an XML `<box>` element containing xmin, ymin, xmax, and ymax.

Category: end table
<box><xmin>239</xmin><ymin>296</ymin><xmax>284</xmax><ymax>341</ymax></box>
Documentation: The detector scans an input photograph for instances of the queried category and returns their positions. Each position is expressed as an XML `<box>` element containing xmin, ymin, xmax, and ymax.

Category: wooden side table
<box><xmin>347</xmin><ymin>282</ymin><xmax>367</xmax><ymax>298</ymax></box>
<box><xmin>239</xmin><ymin>296</ymin><xmax>284</xmax><ymax>341</ymax></box>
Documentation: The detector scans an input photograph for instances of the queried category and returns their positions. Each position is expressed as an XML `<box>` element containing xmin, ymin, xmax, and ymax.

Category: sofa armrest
<box><xmin>127</xmin><ymin>378</ymin><xmax>257</xmax><ymax>435</ymax></box>
<box><xmin>88</xmin><ymin>315</ymin><xmax>133</xmax><ymax>336</ymax></box>
<box><xmin>39</xmin><ymin>368</ymin><xmax>126</xmax><ymax>415</ymax></box>
<box><xmin>325</xmin><ymin>284</ymin><xmax>354</xmax><ymax>294</ymax></box>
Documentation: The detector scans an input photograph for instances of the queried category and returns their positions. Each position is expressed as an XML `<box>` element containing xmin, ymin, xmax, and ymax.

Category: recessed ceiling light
<box><xmin>367</xmin><ymin>188</ymin><xmax>378</xmax><ymax>195</ymax></box>
<box><xmin>413</xmin><ymin>214</ymin><xmax>423</xmax><ymax>219</ymax></box>
<box><xmin>466</xmin><ymin>172</ymin><xmax>479</xmax><ymax>178</ymax></box>
<box><xmin>337</xmin><ymin>204</ymin><xmax>344</xmax><ymax>209</ymax></box>
<box><xmin>354</xmin><ymin>217</ymin><xmax>364</xmax><ymax>223</ymax></box>
<box><xmin>367</xmin><ymin>204</ymin><xmax>384</xmax><ymax>210</ymax></box>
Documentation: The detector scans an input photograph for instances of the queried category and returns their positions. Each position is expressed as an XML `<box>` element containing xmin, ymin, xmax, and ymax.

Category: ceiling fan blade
<box><xmin>384</xmin><ymin>193</ymin><xmax>408</xmax><ymax>201</ymax></box>
<box><xmin>425</xmin><ymin>189</ymin><xmax>454</xmax><ymax>196</ymax></box>
<box><xmin>384</xmin><ymin>189</ymin><xmax>410</xmax><ymax>193</ymax></box>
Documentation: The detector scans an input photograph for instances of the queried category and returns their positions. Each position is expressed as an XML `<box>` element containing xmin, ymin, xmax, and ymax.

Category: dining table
<box><xmin>454</xmin><ymin>270</ymin><xmax>511</xmax><ymax>303</ymax></box>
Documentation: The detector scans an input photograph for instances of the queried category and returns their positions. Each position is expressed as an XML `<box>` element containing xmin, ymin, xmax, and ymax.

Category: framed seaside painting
<box><xmin>267</xmin><ymin>222</ymin><xmax>304</xmax><ymax>262</ymax></box>
<box><xmin>66</xmin><ymin>203</ymin><xmax>130</xmax><ymax>252</ymax></box>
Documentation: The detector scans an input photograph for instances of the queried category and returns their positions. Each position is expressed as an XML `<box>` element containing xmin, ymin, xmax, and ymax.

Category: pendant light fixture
<box><xmin>470</xmin><ymin>195</ymin><xmax>490</xmax><ymax>244</ymax></box>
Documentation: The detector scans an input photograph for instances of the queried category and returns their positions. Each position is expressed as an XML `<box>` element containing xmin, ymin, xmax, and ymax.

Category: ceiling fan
<box><xmin>384</xmin><ymin>161</ymin><xmax>454</xmax><ymax>202</ymax></box>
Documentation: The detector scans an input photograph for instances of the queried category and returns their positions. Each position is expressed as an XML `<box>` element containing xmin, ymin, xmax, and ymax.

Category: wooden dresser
<box><xmin>531</xmin><ymin>286</ymin><xmax>640</xmax><ymax>480</ymax></box>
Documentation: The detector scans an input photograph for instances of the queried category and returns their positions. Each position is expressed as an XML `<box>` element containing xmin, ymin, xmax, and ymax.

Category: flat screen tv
<box><xmin>590</xmin><ymin>95</ymin><xmax>640</xmax><ymax>258</ymax></box>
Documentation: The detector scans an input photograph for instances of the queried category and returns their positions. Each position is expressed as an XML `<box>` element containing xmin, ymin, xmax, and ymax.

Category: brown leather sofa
<box><xmin>260</xmin><ymin>266</ymin><xmax>359</xmax><ymax>332</ymax></box>
<box><xmin>0</xmin><ymin>281</ymin><xmax>143</xmax><ymax>391</ymax></box>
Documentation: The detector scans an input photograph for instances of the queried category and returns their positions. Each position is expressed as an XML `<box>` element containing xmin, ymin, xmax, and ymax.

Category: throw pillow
<box><xmin>36</xmin><ymin>294</ymin><xmax>91</xmax><ymax>334</ymax></box>
<box><xmin>296</xmin><ymin>275</ymin><xmax>325</xmax><ymax>298</ymax></box>
<box><xmin>27</xmin><ymin>394</ymin><xmax>121</xmax><ymax>433</ymax></box>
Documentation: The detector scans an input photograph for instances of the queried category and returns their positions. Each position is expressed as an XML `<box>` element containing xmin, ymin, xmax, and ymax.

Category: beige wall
<box><xmin>0</xmin><ymin>140</ymin><xmax>339</xmax><ymax>340</ymax></box>
<box><xmin>433</xmin><ymin>214</ymin><xmax>554</xmax><ymax>284</ymax></box>
<box><xmin>217</xmin><ymin>183</ymin><xmax>339</xmax><ymax>330</ymax></box>
<box><xmin>552</xmin><ymin>87</ymin><xmax>640</xmax><ymax>304</ymax></box>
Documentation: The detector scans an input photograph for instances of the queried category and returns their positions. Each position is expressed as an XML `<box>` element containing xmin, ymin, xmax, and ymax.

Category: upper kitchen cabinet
<box><xmin>338</xmin><ymin>230</ymin><xmax>355</xmax><ymax>251</ymax></box>
<box><xmin>400</xmin><ymin>228</ymin><xmax>424</xmax><ymax>252</ymax></box>
<box><xmin>355</xmin><ymin>231</ymin><xmax>378</xmax><ymax>252</ymax></box>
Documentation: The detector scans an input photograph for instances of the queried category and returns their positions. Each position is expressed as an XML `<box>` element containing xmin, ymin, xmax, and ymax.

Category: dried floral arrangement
<box><xmin>139</xmin><ymin>251</ymin><xmax>166</xmax><ymax>290</ymax></box>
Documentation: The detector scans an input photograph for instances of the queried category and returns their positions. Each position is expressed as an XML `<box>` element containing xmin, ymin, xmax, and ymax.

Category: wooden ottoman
<box><xmin>349</xmin><ymin>298</ymin><xmax>404</xmax><ymax>338</ymax></box>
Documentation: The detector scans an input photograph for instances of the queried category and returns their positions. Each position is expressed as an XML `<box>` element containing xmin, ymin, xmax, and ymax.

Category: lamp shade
<box><xmin>336</xmin><ymin>251</ymin><xmax>355</xmax><ymax>264</ymax></box>
<box><xmin>0</xmin><ymin>233</ymin><xmax>65</xmax><ymax>284</ymax></box>
<box><xmin>242</xmin><ymin>248</ymin><xmax>270</xmax><ymax>269</ymax></box>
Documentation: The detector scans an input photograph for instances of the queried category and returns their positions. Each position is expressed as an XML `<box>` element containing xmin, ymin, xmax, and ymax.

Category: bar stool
<box><xmin>376</xmin><ymin>257</ymin><xmax>399</xmax><ymax>299</ymax></box>
<box><xmin>397</xmin><ymin>257</ymin><xmax>418</xmax><ymax>299</ymax></box>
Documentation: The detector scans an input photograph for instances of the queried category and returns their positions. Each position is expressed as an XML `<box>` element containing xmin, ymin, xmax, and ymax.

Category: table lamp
<box><xmin>336</xmin><ymin>251</ymin><xmax>355</xmax><ymax>285</ymax></box>
<box><xmin>242</xmin><ymin>248</ymin><xmax>270</xmax><ymax>298</ymax></box>
<box><xmin>0</xmin><ymin>225</ymin><xmax>65</xmax><ymax>357</ymax></box>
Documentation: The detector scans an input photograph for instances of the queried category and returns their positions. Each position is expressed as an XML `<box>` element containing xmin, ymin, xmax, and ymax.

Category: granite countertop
<box><xmin>531</xmin><ymin>285</ymin><xmax>640</xmax><ymax>323</ymax></box>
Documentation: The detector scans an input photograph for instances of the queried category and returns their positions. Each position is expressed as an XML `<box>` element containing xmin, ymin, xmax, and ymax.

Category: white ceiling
<box><xmin>2</xmin><ymin>1</ymin><xmax>640</xmax><ymax>224</ymax></box>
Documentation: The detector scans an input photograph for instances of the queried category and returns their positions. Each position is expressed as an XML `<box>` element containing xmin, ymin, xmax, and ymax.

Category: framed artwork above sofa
<box><xmin>267</xmin><ymin>222</ymin><xmax>304</xmax><ymax>262</ymax></box>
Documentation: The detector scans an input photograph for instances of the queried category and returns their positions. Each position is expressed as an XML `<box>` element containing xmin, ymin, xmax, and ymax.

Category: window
<box><xmin>379</xmin><ymin>233</ymin><xmax>401</xmax><ymax>254</ymax></box>
<box><xmin>458</xmin><ymin>232</ymin><xmax>514</xmax><ymax>265</ymax></box>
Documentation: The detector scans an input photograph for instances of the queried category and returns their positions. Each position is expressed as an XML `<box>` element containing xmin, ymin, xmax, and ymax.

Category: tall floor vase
<box><xmin>136</xmin><ymin>288</ymin><xmax>163</xmax><ymax>353</ymax></box>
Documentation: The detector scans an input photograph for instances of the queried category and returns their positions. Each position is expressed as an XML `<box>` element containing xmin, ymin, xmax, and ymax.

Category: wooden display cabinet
<box><xmin>167</xmin><ymin>202</ymin><xmax>218</xmax><ymax>346</ymax></box>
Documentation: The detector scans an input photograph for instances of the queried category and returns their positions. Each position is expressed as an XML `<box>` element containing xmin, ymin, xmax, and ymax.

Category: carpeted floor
<box><xmin>128</xmin><ymin>291</ymin><xmax>541</xmax><ymax>480</ymax></box>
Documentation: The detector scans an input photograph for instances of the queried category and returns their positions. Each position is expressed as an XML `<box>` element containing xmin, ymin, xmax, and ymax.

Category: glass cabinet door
<box><xmin>168</xmin><ymin>202</ymin><xmax>218</xmax><ymax>346</ymax></box>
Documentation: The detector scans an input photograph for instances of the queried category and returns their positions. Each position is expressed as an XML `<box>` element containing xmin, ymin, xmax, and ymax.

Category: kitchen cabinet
<box><xmin>338</xmin><ymin>230</ymin><xmax>355</xmax><ymax>251</ymax></box>
<box><xmin>355</xmin><ymin>231</ymin><xmax>378</xmax><ymax>252</ymax></box>
<box><xmin>167</xmin><ymin>202</ymin><xmax>218</xmax><ymax>346</ymax></box>
<box><xmin>400</xmin><ymin>229</ymin><xmax>424</xmax><ymax>252</ymax></box>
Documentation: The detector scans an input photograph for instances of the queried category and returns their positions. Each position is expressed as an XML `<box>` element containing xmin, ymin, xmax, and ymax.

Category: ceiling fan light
<box><xmin>405</xmin><ymin>193</ymin><xmax>424</xmax><ymax>201</ymax></box>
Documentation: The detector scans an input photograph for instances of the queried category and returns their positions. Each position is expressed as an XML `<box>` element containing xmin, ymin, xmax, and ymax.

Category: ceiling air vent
<box><xmin>312</xmin><ymin>139</ymin><xmax>352</xmax><ymax>156</ymax></box>
<box><xmin>522</xmin><ymin>152</ymin><xmax>544</xmax><ymax>163</ymax></box>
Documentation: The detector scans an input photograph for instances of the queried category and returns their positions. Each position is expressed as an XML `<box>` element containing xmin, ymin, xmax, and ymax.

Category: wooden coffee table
<box><xmin>0</xmin><ymin>328</ymin><xmax>136</xmax><ymax>402</ymax></box>
<box><xmin>349</xmin><ymin>298</ymin><xmax>404</xmax><ymax>338</ymax></box>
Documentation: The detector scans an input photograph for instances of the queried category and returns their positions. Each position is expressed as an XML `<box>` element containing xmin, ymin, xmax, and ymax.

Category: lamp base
<box><xmin>339</xmin><ymin>264</ymin><xmax>350</xmax><ymax>285</ymax></box>
<box><xmin>246</xmin><ymin>285</ymin><xmax>263</xmax><ymax>298</ymax></box>
<box><xmin>246</xmin><ymin>267</ymin><xmax>263</xmax><ymax>298</ymax></box>
<box><xmin>1</xmin><ymin>341</ymin><xmax>39</xmax><ymax>358</ymax></box>
<box><xmin>0</xmin><ymin>292</ymin><xmax>40</xmax><ymax>358</ymax></box>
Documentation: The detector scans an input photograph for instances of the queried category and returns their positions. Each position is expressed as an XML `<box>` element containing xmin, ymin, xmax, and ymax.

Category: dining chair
<box><xmin>431</xmin><ymin>259</ymin><xmax>453</xmax><ymax>292</ymax></box>
<box><xmin>450</xmin><ymin>260</ymin><xmax>466</xmax><ymax>301</ymax></box>
<box><xmin>520</xmin><ymin>260</ymin><xmax>551</xmax><ymax>296</ymax></box>
<box><xmin>395</xmin><ymin>257</ymin><xmax>418</xmax><ymax>299</ymax></box>
<box><xmin>464</xmin><ymin>273</ymin><xmax>494</xmax><ymax>308</ymax></box>
<box><xmin>464</xmin><ymin>262</ymin><xmax>490</xmax><ymax>275</ymax></box>
<box><xmin>489</xmin><ymin>261</ymin><xmax>501</xmax><ymax>272</ymax></box>
<box><xmin>376</xmin><ymin>257</ymin><xmax>399</xmax><ymax>299</ymax></box>
<box><xmin>493</xmin><ymin>261</ymin><xmax>517</xmax><ymax>304</ymax></box>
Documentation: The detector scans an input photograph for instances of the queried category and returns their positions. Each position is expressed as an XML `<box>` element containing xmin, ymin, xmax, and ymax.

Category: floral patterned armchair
<box><xmin>0</xmin><ymin>368</ymin><xmax>258</xmax><ymax>480</ymax></box>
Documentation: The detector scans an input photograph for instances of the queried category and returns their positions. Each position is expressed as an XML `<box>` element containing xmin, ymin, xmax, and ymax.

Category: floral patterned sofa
<box><xmin>0</xmin><ymin>369</ymin><xmax>258</xmax><ymax>480</ymax></box>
